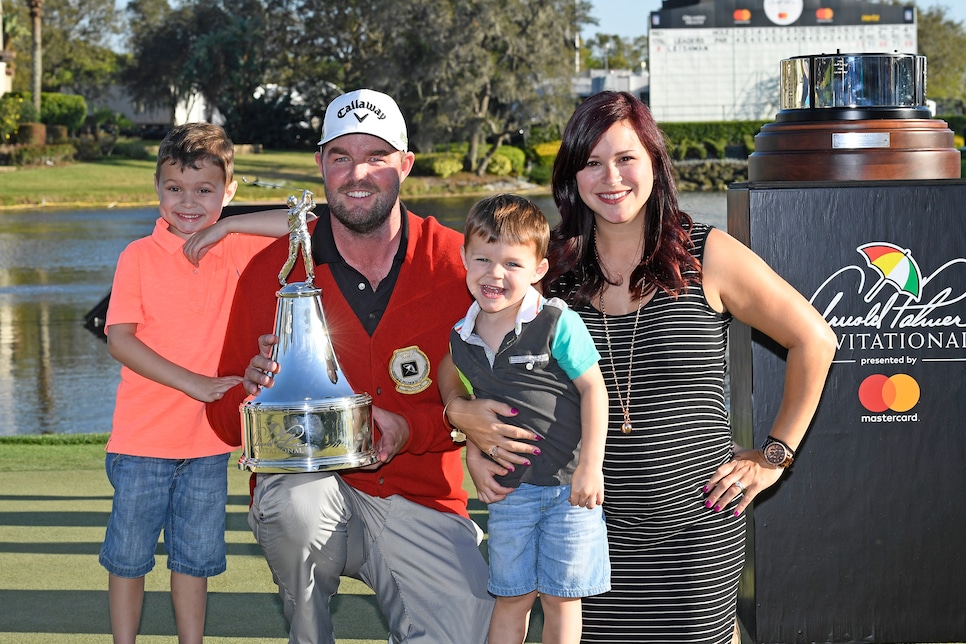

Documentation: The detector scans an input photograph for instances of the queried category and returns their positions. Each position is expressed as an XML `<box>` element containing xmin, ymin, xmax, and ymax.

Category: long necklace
<box><xmin>599</xmin><ymin>289</ymin><xmax>643</xmax><ymax>434</ymax></box>
<box><xmin>595</xmin><ymin>238</ymin><xmax>644</xmax><ymax>434</ymax></box>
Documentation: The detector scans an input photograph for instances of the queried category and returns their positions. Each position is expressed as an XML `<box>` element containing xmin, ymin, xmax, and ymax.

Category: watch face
<box><xmin>763</xmin><ymin>441</ymin><xmax>788</xmax><ymax>465</ymax></box>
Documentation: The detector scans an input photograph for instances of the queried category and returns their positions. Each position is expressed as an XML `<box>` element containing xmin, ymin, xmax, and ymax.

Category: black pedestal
<box><xmin>727</xmin><ymin>180</ymin><xmax>966</xmax><ymax>644</ymax></box>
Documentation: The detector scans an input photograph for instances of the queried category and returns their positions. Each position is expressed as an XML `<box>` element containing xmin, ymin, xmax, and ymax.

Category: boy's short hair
<box><xmin>156</xmin><ymin>123</ymin><xmax>234</xmax><ymax>184</ymax></box>
<box><xmin>464</xmin><ymin>194</ymin><xmax>550</xmax><ymax>259</ymax></box>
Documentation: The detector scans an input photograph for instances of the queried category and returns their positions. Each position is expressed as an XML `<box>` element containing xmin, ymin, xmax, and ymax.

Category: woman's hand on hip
<box><xmin>703</xmin><ymin>446</ymin><xmax>783</xmax><ymax>516</ymax></box>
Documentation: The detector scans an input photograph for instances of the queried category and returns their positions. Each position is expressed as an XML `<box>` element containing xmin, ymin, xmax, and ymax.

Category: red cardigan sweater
<box><xmin>207</xmin><ymin>211</ymin><xmax>473</xmax><ymax>517</ymax></box>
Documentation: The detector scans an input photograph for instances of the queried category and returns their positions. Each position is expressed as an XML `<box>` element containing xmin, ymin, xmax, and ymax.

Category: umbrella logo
<box><xmin>857</xmin><ymin>242</ymin><xmax>923</xmax><ymax>303</ymax></box>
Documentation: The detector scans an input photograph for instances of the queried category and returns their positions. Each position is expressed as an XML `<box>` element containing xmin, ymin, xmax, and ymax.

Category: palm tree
<box><xmin>29</xmin><ymin>0</ymin><xmax>42</xmax><ymax>114</ymax></box>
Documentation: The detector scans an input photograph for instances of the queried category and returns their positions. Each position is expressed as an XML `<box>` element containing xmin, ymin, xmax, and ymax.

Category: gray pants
<box><xmin>249</xmin><ymin>472</ymin><xmax>494</xmax><ymax>643</ymax></box>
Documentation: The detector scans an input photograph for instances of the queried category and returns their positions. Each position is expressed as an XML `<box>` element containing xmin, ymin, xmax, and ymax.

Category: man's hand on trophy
<box><xmin>243</xmin><ymin>333</ymin><xmax>280</xmax><ymax>396</ymax></box>
<box><xmin>360</xmin><ymin>407</ymin><xmax>411</xmax><ymax>468</ymax></box>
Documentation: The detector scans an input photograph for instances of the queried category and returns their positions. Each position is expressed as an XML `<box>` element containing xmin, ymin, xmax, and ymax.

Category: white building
<box><xmin>0</xmin><ymin>0</ymin><xmax>13</xmax><ymax>96</ymax></box>
<box><xmin>95</xmin><ymin>85</ymin><xmax>223</xmax><ymax>130</ymax></box>
<box><xmin>573</xmin><ymin>68</ymin><xmax>649</xmax><ymax>102</ymax></box>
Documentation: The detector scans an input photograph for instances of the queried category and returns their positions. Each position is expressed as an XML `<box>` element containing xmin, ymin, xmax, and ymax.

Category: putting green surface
<box><xmin>0</xmin><ymin>440</ymin><xmax>523</xmax><ymax>643</ymax></box>
<box><xmin>0</xmin><ymin>450</ymin><xmax>402</xmax><ymax>643</ymax></box>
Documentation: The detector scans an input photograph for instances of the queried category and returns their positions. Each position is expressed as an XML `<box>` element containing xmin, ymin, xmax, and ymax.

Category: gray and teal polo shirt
<box><xmin>450</xmin><ymin>287</ymin><xmax>601</xmax><ymax>488</ymax></box>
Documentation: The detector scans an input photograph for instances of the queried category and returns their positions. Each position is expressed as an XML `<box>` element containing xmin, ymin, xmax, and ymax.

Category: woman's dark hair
<box><xmin>544</xmin><ymin>91</ymin><xmax>700</xmax><ymax>306</ymax></box>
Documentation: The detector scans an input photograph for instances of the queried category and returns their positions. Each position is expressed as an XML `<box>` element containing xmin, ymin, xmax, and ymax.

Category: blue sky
<box><xmin>584</xmin><ymin>0</ymin><xmax>966</xmax><ymax>39</ymax></box>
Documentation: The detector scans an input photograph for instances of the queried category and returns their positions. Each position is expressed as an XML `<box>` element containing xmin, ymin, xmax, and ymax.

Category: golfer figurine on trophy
<box><xmin>279</xmin><ymin>189</ymin><xmax>316</xmax><ymax>286</ymax></box>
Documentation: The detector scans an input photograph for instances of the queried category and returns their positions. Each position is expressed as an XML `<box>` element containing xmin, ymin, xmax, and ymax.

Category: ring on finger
<box><xmin>488</xmin><ymin>445</ymin><xmax>499</xmax><ymax>459</ymax></box>
<box><xmin>733</xmin><ymin>480</ymin><xmax>744</xmax><ymax>492</ymax></box>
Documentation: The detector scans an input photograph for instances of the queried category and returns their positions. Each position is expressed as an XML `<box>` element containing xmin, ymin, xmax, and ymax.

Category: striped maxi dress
<box><xmin>576</xmin><ymin>223</ymin><xmax>745</xmax><ymax>643</ymax></box>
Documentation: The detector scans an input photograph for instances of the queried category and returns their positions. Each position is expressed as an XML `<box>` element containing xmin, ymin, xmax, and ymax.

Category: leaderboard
<box><xmin>647</xmin><ymin>0</ymin><xmax>916</xmax><ymax>122</ymax></box>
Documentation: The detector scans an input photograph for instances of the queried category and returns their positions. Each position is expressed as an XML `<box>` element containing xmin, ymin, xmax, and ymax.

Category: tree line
<box><xmin>3</xmin><ymin>0</ymin><xmax>604</xmax><ymax>173</ymax></box>
<box><xmin>2</xmin><ymin>0</ymin><xmax>964</xmax><ymax>172</ymax></box>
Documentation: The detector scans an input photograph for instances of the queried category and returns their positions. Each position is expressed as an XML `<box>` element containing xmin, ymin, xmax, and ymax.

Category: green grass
<box><xmin>0</xmin><ymin>433</ymin><xmax>111</xmax><ymax>445</ymax></box>
<box><xmin>0</xmin><ymin>436</ymin><xmax>505</xmax><ymax>643</ymax></box>
<box><xmin>0</xmin><ymin>443</ymin><xmax>548</xmax><ymax>644</ymax></box>
<box><xmin>0</xmin><ymin>150</ymin><xmax>541</xmax><ymax>209</ymax></box>
<box><xmin>0</xmin><ymin>448</ymin><xmax>380</xmax><ymax>643</ymax></box>
<box><xmin>0</xmin><ymin>433</ymin><xmax>110</xmax><ymax>472</ymax></box>
<box><xmin>0</xmin><ymin>152</ymin><xmax>325</xmax><ymax>208</ymax></box>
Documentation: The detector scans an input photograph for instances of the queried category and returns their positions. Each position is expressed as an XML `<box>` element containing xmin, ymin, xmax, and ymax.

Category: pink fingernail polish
<box><xmin>524</xmin><ymin>461</ymin><xmax>531</xmax><ymax>466</ymax></box>
<box><xmin>714</xmin><ymin>505</ymin><xmax>722</xmax><ymax>512</ymax></box>
<box><xmin>705</xmin><ymin>501</ymin><xmax>713</xmax><ymax>509</ymax></box>
<box><xmin>702</xmin><ymin>486</ymin><xmax>709</xmax><ymax>494</ymax></box>
<box><xmin>533</xmin><ymin>448</ymin><xmax>541</xmax><ymax>456</ymax></box>
<box><xmin>734</xmin><ymin>510</ymin><xmax>741</xmax><ymax>517</ymax></box>
<box><xmin>510</xmin><ymin>407</ymin><xmax>519</xmax><ymax>414</ymax></box>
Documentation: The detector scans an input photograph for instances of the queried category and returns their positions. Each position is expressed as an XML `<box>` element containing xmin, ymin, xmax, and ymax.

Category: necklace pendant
<box><xmin>621</xmin><ymin>421</ymin><xmax>633</xmax><ymax>434</ymax></box>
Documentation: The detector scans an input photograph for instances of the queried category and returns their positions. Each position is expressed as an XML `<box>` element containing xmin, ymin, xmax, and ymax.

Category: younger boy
<box><xmin>99</xmin><ymin>123</ymin><xmax>292</xmax><ymax>644</ymax></box>
<box><xmin>447</xmin><ymin>194</ymin><xmax>610</xmax><ymax>644</ymax></box>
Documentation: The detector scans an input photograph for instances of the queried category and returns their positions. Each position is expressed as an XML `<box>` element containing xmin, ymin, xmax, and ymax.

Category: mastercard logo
<box><xmin>816</xmin><ymin>8</ymin><xmax>834</xmax><ymax>20</ymax></box>
<box><xmin>858</xmin><ymin>374</ymin><xmax>920</xmax><ymax>413</ymax></box>
<box><xmin>734</xmin><ymin>9</ymin><xmax>752</xmax><ymax>21</ymax></box>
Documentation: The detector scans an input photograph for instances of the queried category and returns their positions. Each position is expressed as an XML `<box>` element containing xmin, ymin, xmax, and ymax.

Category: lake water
<box><xmin>0</xmin><ymin>191</ymin><xmax>727</xmax><ymax>436</ymax></box>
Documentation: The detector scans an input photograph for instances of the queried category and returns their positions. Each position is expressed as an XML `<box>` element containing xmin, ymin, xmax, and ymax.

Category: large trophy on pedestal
<box><xmin>238</xmin><ymin>190</ymin><xmax>377</xmax><ymax>472</ymax></box>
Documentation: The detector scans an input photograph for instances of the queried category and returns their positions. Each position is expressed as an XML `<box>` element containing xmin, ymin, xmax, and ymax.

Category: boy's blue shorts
<box><xmin>99</xmin><ymin>452</ymin><xmax>230</xmax><ymax>578</ymax></box>
<box><xmin>486</xmin><ymin>483</ymin><xmax>611</xmax><ymax>598</ymax></box>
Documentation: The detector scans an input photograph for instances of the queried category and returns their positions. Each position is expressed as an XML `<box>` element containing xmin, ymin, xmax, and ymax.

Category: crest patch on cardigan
<box><xmin>389</xmin><ymin>345</ymin><xmax>432</xmax><ymax>394</ymax></box>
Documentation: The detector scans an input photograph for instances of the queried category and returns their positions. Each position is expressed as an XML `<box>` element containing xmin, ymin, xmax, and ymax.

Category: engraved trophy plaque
<box><xmin>239</xmin><ymin>190</ymin><xmax>377</xmax><ymax>472</ymax></box>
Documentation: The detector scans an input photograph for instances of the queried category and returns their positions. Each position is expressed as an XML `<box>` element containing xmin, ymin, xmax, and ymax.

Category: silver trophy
<box><xmin>239</xmin><ymin>190</ymin><xmax>377</xmax><ymax>472</ymax></box>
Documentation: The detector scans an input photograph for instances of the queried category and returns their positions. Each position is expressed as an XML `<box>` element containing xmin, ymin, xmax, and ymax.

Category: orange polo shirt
<box><xmin>105</xmin><ymin>217</ymin><xmax>275</xmax><ymax>458</ymax></box>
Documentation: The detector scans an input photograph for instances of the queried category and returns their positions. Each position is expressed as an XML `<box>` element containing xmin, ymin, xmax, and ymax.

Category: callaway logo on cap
<box><xmin>318</xmin><ymin>89</ymin><xmax>409</xmax><ymax>152</ymax></box>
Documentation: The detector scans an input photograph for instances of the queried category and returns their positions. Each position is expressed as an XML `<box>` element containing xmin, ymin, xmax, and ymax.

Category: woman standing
<box><xmin>444</xmin><ymin>91</ymin><xmax>837</xmax><ymax>643</ymax></box>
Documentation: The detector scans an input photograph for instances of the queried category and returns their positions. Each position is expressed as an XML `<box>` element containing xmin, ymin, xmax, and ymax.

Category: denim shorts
<box><xmin>486</xmin><ymin>483</ymin><xmax>610</xmax><ymax>598</ymax></box>
<box><xmin>99</xmin><ymin>452</ymin><xmax>230</xmax><ymax>578</ymax></box>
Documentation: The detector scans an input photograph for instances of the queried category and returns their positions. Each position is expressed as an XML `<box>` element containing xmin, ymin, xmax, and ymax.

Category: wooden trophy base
<box><xmin>749</xmin><ymin>118</ymin><xmax>961</xmax><ymax>182</ymax></box>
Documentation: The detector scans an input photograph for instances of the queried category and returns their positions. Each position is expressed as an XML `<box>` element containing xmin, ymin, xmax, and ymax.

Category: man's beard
<box><xmin>327</xmin><ymin>175</ymin><xmax>400</xmax><ymax>235</ymax></box>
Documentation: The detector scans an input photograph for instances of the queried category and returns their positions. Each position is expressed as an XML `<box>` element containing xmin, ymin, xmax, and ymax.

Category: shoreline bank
<box><xmin>0</xmin><ymin>173</ymin><xmax>551</xmax><ymax>211</ymax></box>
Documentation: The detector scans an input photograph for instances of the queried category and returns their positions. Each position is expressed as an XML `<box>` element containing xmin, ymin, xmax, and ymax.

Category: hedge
<box><xmin>494</xmin><ymin>145</ymin><xmax>526</xmax><ymax>176</ymax></box>
<box><xmin>659</xmin><ymin>120</ymin><xmax>770</xmax><ymax>146</ymax></box>
<box><xmin>942</xmin><ymin>115</ymin><xmax>966</xmax><ymax>140</ymax></box>
<box><xmin>486</xmin><ymin>153</ymin><xmax>513</xmax><ymax>176</ymax></box>
<box><xmin>8</xmin><ymin>143</ymin><xmax>76</xmax><ymax>166</ymax></box>
<box><xmin>16</xmin><ymin>123</ymin><xmax>45</xmax><ymax>146</ymax></box>
<box><xmin>9</xmin><ymin>92</ymin><xmax>88</xmax><ymax>135</ymax></box>
<box><xmin>412</xmin><ymin>152</ymin><xmax>464</xmax><ymax>178</ymax></box>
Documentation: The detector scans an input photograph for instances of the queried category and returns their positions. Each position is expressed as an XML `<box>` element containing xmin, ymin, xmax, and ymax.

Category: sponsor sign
<box><xmin>728</xmin><ymin>180</ymin><xmax>966</xmax><ymax>644</ymax></box>
<box><xmin>810</xmin><ymin>239</ymin><xmax>966</xmax><ymax>426</ymax></box>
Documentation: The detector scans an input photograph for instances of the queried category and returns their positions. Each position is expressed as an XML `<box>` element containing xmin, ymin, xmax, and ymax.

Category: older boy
<box><xmin>100</xmin><ymin>123</ymin><xmax>290</xmax><ymax>644</ymax></box>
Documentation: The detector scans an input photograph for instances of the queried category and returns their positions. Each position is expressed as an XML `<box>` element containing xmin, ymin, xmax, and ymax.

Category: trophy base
<box><xmin>240</xmin><ymin>394</ymin><xmax>376</xmax><ymax>473</ymax></box>
<box><xmin>238</xmin><ymin>450</ymin><xmax>378</xmax><ymax>473</ymax></box>
<box><xmin>749</xmin><ymin>118</ymin><xmax>961</xmax><ymax>181</ymax></box>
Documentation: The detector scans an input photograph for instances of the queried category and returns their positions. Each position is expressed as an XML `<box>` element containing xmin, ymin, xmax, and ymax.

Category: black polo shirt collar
<box><xmin>310</xmin><ymin>203</ymin><xmax>409</xmax><ymax>336</ymax></box>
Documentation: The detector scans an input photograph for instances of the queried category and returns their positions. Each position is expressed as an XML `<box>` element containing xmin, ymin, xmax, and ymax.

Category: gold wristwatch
<box><xmin>760</xmin><ymin>436</ymin><xmax>795</xmax><ymax>468</ymax></box>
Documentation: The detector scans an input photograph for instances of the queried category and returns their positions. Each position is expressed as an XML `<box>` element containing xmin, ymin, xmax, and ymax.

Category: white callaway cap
<box><xmin>318</xmin><ymin>89</ymin><xmax>409</xmax><ymax>151</ymax></box>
